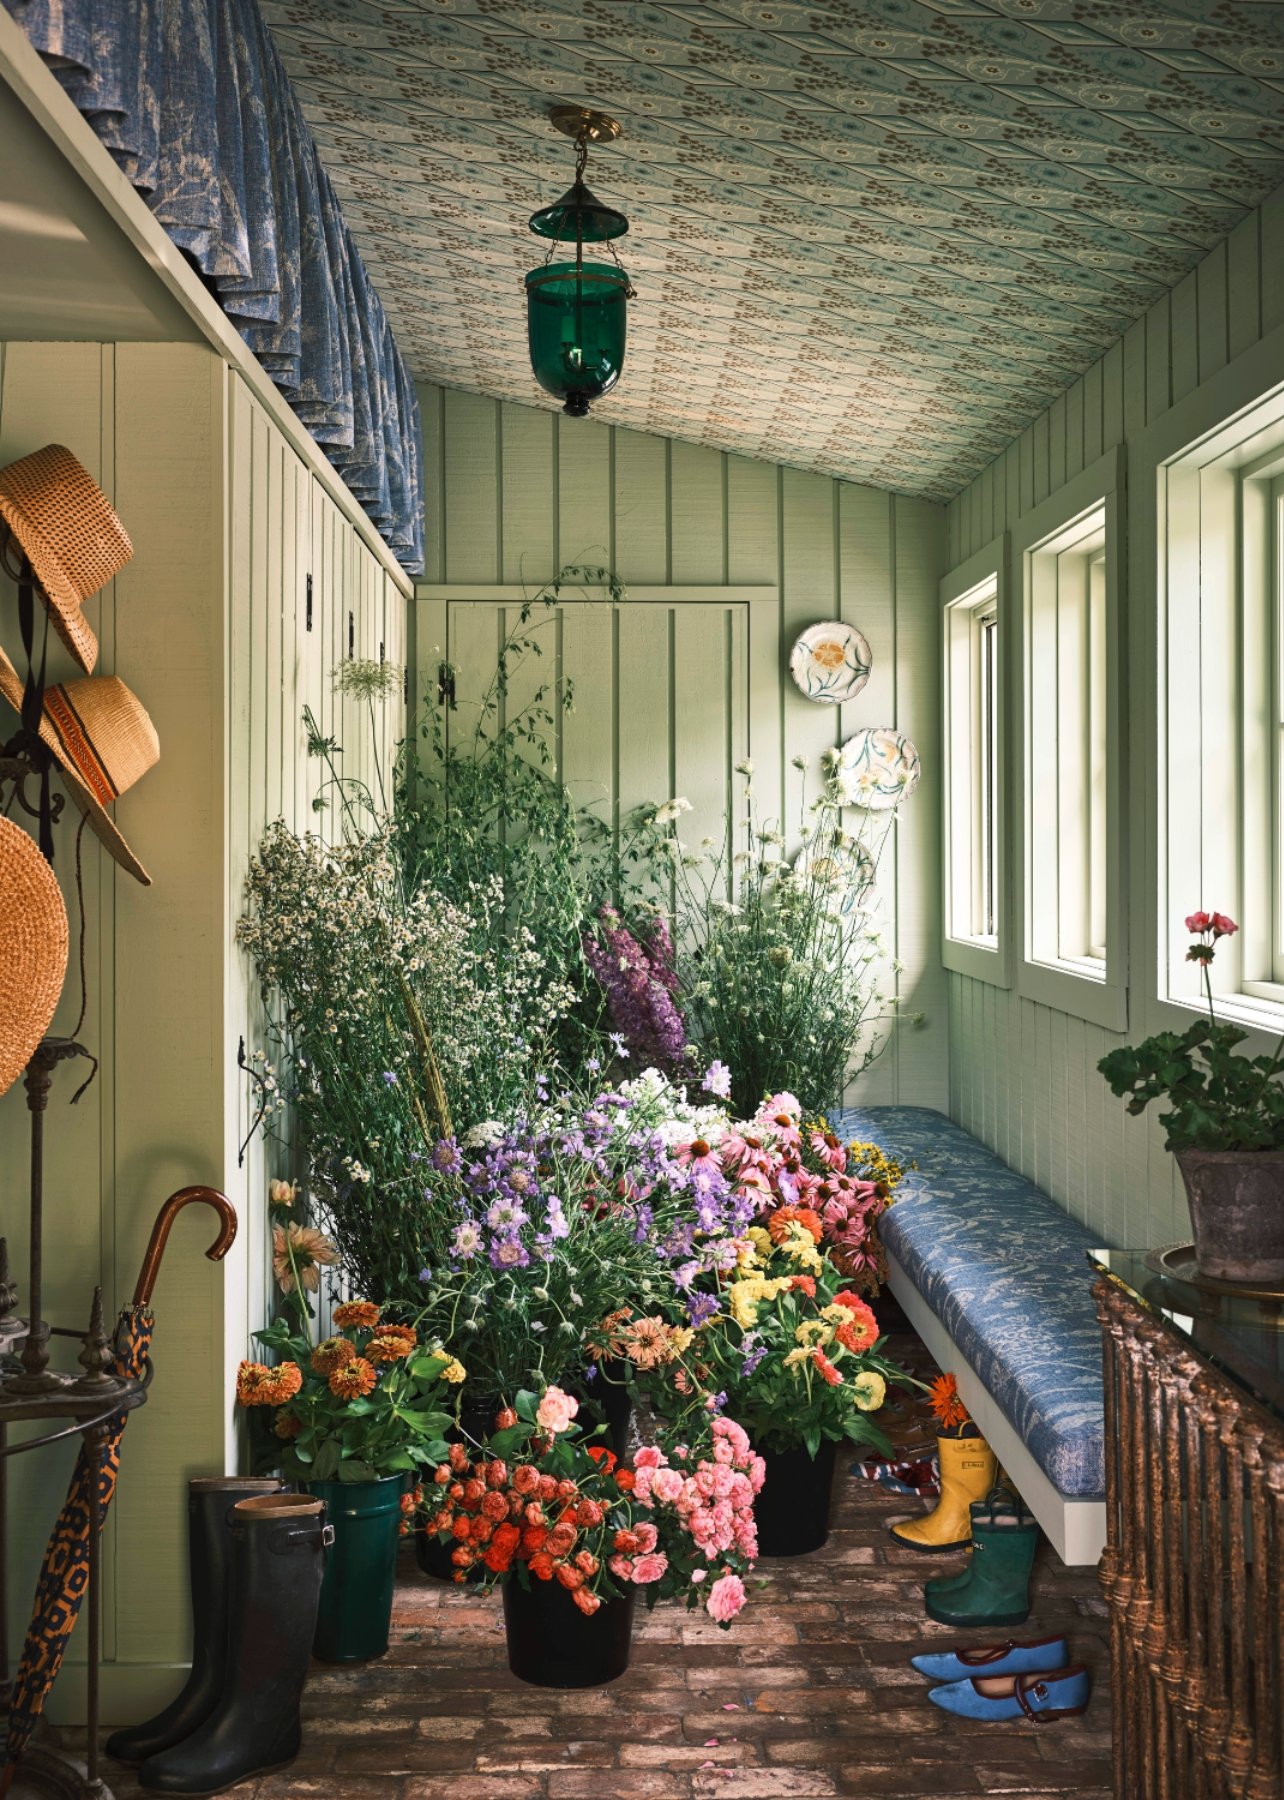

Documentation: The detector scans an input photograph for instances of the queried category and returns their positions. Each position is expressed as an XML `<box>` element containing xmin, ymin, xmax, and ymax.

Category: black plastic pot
<box><xmin>579</xmin><ymin>1358</ymin><xmax>634</xmax><ymax>1462</ymax></box>
<box><xmin>753</xmin><ymin>1436</ymin><xmax>838</xmax><ymax>1556</ymax></box>
<box><xmin>415</xmin><ymin>1401</ymin><xmax>499</xmax><ymax>1582</ymax></box>
<box><xmin>502</xmin><ymin>1578</ymin><xmax>635</xmax><ymax>1688</ymax></box>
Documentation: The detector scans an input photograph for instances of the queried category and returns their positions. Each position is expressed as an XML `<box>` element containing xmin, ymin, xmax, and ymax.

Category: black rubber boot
<box><xmin>106</xmin><ymin>1477</ymin><xmax>284</xmax><ymax>1766</ymax></box>
<box><xmin>137</xmin><ymin>1493</ymin><xmax>331</xmax><ymax>1797</ymax></box>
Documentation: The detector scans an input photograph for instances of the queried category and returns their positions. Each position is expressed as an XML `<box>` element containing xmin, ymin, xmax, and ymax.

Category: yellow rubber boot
<box><xmin>889</xmin><ymin>1437</ymin><xmax>997</xmax><ymax>1553</ymax></box>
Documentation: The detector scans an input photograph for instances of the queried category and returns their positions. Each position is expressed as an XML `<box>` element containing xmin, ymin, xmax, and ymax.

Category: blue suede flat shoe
<box><xmin>910</xmin><ymin>1635</ymin><xmax>1068</xmax><ymax>1683</ymax></box>
<box><xmin>928</xmin><ymin>1664</ymin><xmax>1091</xmax><ymax>1723</ymax></box>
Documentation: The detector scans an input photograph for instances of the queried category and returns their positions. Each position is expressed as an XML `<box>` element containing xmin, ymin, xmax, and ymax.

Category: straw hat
<box><xmin>0</xmin><ymin>444</ymin><xmax>133</xmax><ymax>675</ymax></box>
<box><xmin>0</xmin><ymin>816</ymin><xmax>69</xmax><ymax>1096</ymax></box>
<box><xmin>0</xmin><ymin>647</ymin><xmax>157</xmax><ymax>885</ymax></box>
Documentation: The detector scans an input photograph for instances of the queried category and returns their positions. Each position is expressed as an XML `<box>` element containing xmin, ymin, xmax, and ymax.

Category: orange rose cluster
<box><xmin>425</xmin><ymin>1438</ymin><xmax>630</xmax><ymax>1615</ymax></box>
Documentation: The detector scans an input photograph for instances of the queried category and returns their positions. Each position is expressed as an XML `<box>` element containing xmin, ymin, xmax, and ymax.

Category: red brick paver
<box><xmin>94</xmin><ymin>1336</ymin><xmax>1113</xmax><ymax>1799</ymax></box>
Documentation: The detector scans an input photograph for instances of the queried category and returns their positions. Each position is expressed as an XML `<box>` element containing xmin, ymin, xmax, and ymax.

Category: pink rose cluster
<box><xmin>625</xmin><ymin>1416</ymin><xmax>763</xmax><ymax>1622</ymax></box>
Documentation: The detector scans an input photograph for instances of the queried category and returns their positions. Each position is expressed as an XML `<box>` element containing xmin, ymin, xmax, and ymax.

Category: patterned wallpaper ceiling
<box><xmin>260</xmin><ymin>0</ymin><xmax>1284</xmax><ymax>501</ymax></box>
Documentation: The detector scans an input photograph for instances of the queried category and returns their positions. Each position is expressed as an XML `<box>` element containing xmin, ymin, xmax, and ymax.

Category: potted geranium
<box><xmin>1099</xmin><ymin>910</ymin><xmax>1284</xmax><ymax>1283</ymax></box>
<box><xmin>421</xmin><ymin>1385</ymin><xmax>758</xmax><ymax>1687</ymax></box>
<box><xmin>240</xmin><ymin>1295</ymin><xmax>454</xmax><ymax>1663</ymax></box>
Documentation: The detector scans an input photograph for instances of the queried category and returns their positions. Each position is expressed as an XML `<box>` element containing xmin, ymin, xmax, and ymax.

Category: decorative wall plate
<box><xmin>793</xmin><ymin>838</ymin><xmax>876</xmax><ymax>919</ymax></box>
<box><xmin>789</xmin><ymin>622</ymin><xmax>871</xmax><ymax>705</ymax></box>
<box><xmin>832</xmin><ymin>728</ymin><xmax>921</xmax><ymax>810</ymax></box>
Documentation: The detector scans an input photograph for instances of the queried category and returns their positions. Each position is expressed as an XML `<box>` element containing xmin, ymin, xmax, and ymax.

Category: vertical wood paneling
<box><xmin>418</xmin><ymin>385</ymin><xmax>949</xmax><ymax>1114</ymax></box>
<box><xmin>613</xmin><ymin>430</ymin><xmax>668</xmax><ymax>584</ymax></box>
<box><xmin>669</xmin><ymin>442</ymin><xmax>725</xmax><ymax>585</ymax></box>
<box><xmin>942</xmin><ymin>183</ymin><xmax>1284</xmax><ymax>1250</ymax></box>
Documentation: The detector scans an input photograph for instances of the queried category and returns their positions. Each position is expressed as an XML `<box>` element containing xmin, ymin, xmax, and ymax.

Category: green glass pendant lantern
<box><xmin>526</xmin><ymin>106</ymin><xmax>635</xmax><ymax>418</ymax></box>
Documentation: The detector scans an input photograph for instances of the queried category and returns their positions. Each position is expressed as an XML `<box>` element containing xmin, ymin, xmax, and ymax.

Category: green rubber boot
<box><xmin>923</xmin><ymin>1488</ymin><xmax>1039</xmax><ymax>1627</ymax></box>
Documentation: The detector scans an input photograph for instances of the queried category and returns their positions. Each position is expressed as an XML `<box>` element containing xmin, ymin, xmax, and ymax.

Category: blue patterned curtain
<box><xmin>7</xmin><ymin>0</ymin><xmax>424</xmax><ymax>575</ymax></box>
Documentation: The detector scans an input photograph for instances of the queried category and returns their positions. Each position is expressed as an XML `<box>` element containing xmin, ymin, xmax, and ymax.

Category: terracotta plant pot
<box><xmin>502</xmin><ymin>1578</ymin><xmax>635</xmax><ymax>1688</ymax></box>
<box><xmin>1176</xmin><ymin>1148</ymin><xmax>1284</xmax><ymax>1284</ymax></box>
<box><xmin>753</xmin><ymin>1437</ymin><xmax>838</xmax><ymax>1556</ymax></box>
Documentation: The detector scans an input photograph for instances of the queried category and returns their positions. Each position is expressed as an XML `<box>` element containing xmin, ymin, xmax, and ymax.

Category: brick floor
<box><xmin>91</xmin><ymin>1332</ymin><xmax>1113</xmax><ymax>1800</ymax></box>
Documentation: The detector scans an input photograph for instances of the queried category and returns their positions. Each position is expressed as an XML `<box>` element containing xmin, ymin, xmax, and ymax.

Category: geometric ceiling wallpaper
<box><xmin>261</xmin><ymin>0</ymin><xmax>1284</xmax><ymax>500</ymax></box>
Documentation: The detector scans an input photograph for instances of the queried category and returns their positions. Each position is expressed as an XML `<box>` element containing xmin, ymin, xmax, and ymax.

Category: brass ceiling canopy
<box><xmin>548</xmin><ymin>105</ymin><xmax>623</xmax><ymax>145</ymax></box>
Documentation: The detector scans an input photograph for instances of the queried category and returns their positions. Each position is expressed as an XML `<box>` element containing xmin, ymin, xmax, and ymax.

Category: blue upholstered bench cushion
<box><xmin>831</xmin><ymin>1105</ymin><xmax>1106</xmax><ymax>1501</ymax></box>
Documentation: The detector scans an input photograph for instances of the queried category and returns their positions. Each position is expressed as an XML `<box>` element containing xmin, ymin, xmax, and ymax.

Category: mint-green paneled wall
<box><xmin>944</xmin><ymin>182</ymin><xmax>1284</xmax><ymax>1248</ymax></box>
<box><xmin>416</xmin><ymin>384</ymin><xmax>949</xmax><ymax>1110</ymax></box>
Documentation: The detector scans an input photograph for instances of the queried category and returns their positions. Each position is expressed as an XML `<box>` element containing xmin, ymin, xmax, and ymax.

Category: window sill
<box><xmin>1018</xmin><ymin>955</ymin><xmax>1126</xmax><ymax>1031</ymax></box>
<box><xmin>1168</xmin><ymin>985</ymin><xmax>1284</xmax><ymax>1038</ymax></box>
<box><xmin>943</xmin><ymin>934</ymin><xmax>1009</xmax><ymax>988</ymax></box>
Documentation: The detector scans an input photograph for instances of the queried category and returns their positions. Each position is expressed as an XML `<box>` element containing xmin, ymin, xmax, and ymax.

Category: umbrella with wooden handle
<box><xmin>0</xmin><ymin>1187</ymin><xmax>236</xmax><ymax>1795</ymax></box>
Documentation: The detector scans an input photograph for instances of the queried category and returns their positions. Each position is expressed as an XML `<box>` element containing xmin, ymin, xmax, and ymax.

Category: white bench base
<box><xmin>885</xmin><ymin>1249</ymin><xmax>1106</xmax><ymax>1569</ymax></box>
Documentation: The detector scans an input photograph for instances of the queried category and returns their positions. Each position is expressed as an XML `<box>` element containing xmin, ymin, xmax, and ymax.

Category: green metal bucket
<box><xmin>304</xmin><ymin>1474</ymin><xmax>404</xmax><ymax>1663</ymax></box>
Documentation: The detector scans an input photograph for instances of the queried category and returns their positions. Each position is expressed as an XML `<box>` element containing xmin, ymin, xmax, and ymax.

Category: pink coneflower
<box><xmin>674</xmin><ymin>1138</ymin><xmax>722</xmax><ymax>1180</ymax></box>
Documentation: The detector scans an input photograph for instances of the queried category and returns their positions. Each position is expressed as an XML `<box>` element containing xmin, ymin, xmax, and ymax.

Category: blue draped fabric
<box><xmin>7</xmin><ymin>0</ymin><xmax>424</xmax><ymax>574</ymax></box>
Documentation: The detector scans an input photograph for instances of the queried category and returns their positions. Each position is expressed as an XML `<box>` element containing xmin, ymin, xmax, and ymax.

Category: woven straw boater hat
<box><xmin>0</xmin><ymin>646</ymin><xmax>158</xmax><ymax>885</ymax></box>
<box><xmin>0</xmin><ymin>444</ymin><xmax>133</xmax><ymax>675</ymax></box>
<box><xmin>0</xmin><ymin>815</ymin><xmax>69</xmax><ymax>1095</ymax></box>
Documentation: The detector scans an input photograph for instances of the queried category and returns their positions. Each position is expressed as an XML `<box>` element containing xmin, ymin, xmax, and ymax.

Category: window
<box><xmin>1015</xmin><ymin>449</ymin><xmax>1124</xmax><ymax>1030</ymax></box>
<box><xmin>1156</xmin><ymin>373</ymin><xmax>1284</xmax><ymax>1028</ymax></box>
<box><xmin>942</xmin><ymin>536</ymin><xmax>1008</xmax><ymax>984</ymax></box>
<box><xmin>1026</xmin><ymin>505</ymin><xmax>1108</xmax><ymax>972</ymax></box>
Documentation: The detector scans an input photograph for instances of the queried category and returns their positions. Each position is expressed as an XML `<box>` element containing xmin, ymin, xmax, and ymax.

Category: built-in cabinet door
<box><xmin>439</xmin><ymin>595</ymin><xmax>751</xmax><ymax>883</ymax></box>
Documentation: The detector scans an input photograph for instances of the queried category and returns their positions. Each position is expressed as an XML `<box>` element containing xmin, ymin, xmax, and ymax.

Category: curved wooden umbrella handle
<box><xmin>131</xmin><ymin>1187</ymin><xmax>238</xmax><ymax>1307</ymax></box>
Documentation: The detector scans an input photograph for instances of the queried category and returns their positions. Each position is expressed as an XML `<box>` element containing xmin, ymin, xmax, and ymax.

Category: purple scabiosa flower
<box><xmin>431</xmin><ymin>1137</ymin><xmax>462</xmax><ymax>1175</ymax></box>
<box><xmin>451</xmin><ymin>1219</ymin><xmax>482</xmax><ymax>1259</ymax></box>
<box><xmin>489</xmin><ymin>1235</ymin><xmax>530</xmax><ymax>1270</ymax></box>
<box><xmin>382</xmin><ymin>1070</ymin><xmax>399</xmax><ymax>1087</ymax></box>
<box><xmin>544</xmin><ymin>1199</ymin><xmax>570</xmax><ymax>1241</ymax></box>
<box><xmin>485</xmin><ymin>1198</ymin><xmax>528</xmax><ymax>1234</ymax></box>
<box><xmin>702</xmin><ymin>1060</ymin><xmax>732</xmax><ymax>1100</ymax></box>
<box><xmin>740</xmin><ymin>1341</ymin><xmax>768</xmax><ymax>1377</ymax></box>
<box><xmin>417</xmin><ymin>1266</ymin><xmax>432</xmax><ymax>1285</ymax></box>
<box><xmin>687</xmin><ymin>1291</ymin><xmax>721</xmax><ymax>1327</ymax></box>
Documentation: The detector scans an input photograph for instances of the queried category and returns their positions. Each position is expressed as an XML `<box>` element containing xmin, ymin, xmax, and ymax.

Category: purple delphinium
<box><xmin>582</xmin><ymin>906</ymin><xmax>688</xmax><ymax>1071</ymax></box>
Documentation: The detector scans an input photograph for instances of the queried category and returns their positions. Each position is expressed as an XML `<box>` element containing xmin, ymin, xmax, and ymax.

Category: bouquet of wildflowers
<box><xmin>238</xmin><ymin>818</ymin><xmax>573</xmax><ymax>1301</ymax></box>
<box><xmin>409</xmin><ymin>1070</ymin><xmax>736</xmax><ymax>1403</ymax></box>
<box><xmin>645</xmin><ymin>760</ymin><xmax>896</xmax><ymax>1115</ymax></box>
<box><xmin>422</xmin><ymin>1385</ymin><xmax>757</xmax><ymax>1627</ymax></box>
<box><xmin>238</xmin><ymin>1298</ymin><xmax>455</xmax><ymax>1486</ymax></box>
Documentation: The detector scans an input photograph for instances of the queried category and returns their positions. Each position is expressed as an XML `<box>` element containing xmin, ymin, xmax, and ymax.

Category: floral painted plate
<box><xmin>793</xmin><ymin>836</ymin><xmax>876</xmax><ymax>917</ymax></box>
<box><xmin>789</xmin><ymin>621</ymin><xmax>872</xmax><ymax>705</ymax></box>
<box><xmin>831</xmin><ymin>728</ymin><xmax>921</xmax><ymax>811</ymax></box>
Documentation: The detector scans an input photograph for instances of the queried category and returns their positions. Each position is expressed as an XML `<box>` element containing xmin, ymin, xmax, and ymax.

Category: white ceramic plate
<box><xmin>789</xmin><ymin>621</ymin><xmax>872</xmax><ymax>705</ymax></box>
<box><xmin>832</xmin><ymin>728</ymin><xmax>921</xmax><ymax>811</ymax></box>
<box><xmin>793</xmin><ymin>836</ymin><xmax>876</xmax><ymax>917</ymax></box>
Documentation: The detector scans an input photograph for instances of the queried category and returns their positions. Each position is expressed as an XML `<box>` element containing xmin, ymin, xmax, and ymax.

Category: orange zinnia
<box><xmin>333</xmin><ymin>1300</ymin><xmax>381</xmax><ymax>1330</ymax></box>
<box><xmin>367</xmin><ymin>1332</ymin><xmax>414</xmax><ymax>1364</ymax></box>
<box><xmin>236</xmin><ymin>1361</ymin><xmax>277</xmax><ymax>1407</ymax></box>
<box><xmin>329</xmin><ymin>1357</ymin><xmax>377</xmax><ymax>1400</ymax></box>
<box><xmin>767</xmin><ymin>1205</ymin><xmax>823</xmax><ymax>1246</ymax></box>
<box><xmin>274</xmin><ymin>1410</ymin><xmax>303</xmax><ymax>1440</ymax></box>
<box><xmin>312</xmin><ymin>1336</ymin><xmax>356</xmax><ymax>1378</ymax></box>
<box><xmin>927</xmin><ymin>1371</ymin><xmax>972</xmax><ymax>1434</ymax></box>
<box><xmin>267</xmin><ymin>1361</ymin><xmax>303</xmax><ymax>1404</ymax></box>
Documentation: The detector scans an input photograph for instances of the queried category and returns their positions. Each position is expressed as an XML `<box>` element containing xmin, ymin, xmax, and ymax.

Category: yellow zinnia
<box><xmin>852</xmin><ymin>1371</ymin><xmax>887</xmax><ymax>1413</ymax></box>
<box><xmin>783</xmin><ymin>1347</ymin><xmax>812</xmax><ymax>1367</ymax></box>
<box><xmin>441</xmin><ymin>1358</ymin><xmax>467</xmax><ymax>1384</ymax></box>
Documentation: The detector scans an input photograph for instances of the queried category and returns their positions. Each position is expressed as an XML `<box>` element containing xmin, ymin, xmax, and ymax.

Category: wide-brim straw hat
<box><xmin>0</xmin><ymin>646</ymin><xmax>157</xmax><ymax>885</ymax></box>
<box><xmin>0</xmin><ymin>444</ymin><xmax>133</xmax><ymax>675</ymax></box>
<box><xmin>0</xmin><ymin>815</ymin><xmax>69</xmax><ymax>1096</ymax></box>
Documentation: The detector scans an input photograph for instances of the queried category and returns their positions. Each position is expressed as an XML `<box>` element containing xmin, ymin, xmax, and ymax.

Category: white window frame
<box><xmin>1013</xmin><ymin>449</ymin><xmax>1127</xmax><ymax>1031</ymax></box>
<box><xmin>1155</xmin><ymin>374</ymin><xmax>1284</xmax><ymax>1034</ymax></box>
<box><xmin>941</xmin><ymin>535</ymin><xmax>1010</xmax><ymax>986</ymax></box>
